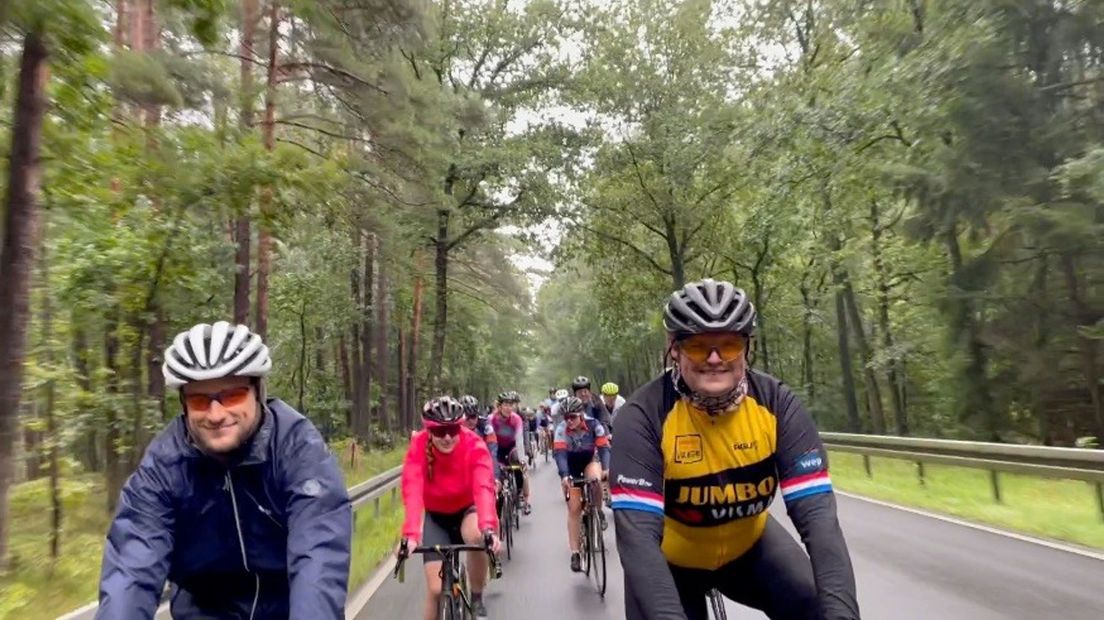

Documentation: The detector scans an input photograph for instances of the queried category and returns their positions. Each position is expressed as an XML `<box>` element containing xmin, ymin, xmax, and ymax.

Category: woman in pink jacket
<box><xmin>400</xmin><ymin>396</ymin><xmax>501</xmax><ymax>620</ymax></box>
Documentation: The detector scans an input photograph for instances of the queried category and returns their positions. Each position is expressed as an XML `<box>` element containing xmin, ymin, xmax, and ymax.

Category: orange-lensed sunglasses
<box><xmin>677</xmin><ymin>334</ymin><xmax>747</xmax><ymax>364</ymax></box>
<box><xmin>183</xmin><ymin>386</ymin><xmax>253</xmax><ymax>412</ymax></box>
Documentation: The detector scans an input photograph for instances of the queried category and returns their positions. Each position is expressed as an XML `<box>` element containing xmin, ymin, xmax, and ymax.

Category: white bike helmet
<box><xmin>554</xmin><ymin>389</ymin><xmax>569</xmax><ymax>400</ymax></box>
<box><xmin>162</xmin><ymin>321</ymin><xmax>272</xmax><ymax>389</ymax></box>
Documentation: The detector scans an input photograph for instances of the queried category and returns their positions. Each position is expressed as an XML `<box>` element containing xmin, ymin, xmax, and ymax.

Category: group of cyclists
<box><xmin>93</xmin><ymin>277</ymin><xmax>860</xmax><ymax>620</ymax></box>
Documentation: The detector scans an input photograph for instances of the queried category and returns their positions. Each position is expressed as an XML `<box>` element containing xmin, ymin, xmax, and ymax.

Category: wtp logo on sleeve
<box><xmin>792</xmin><ymin>449</ymin><xmax>825</xmax><ymax>475</ymax></box>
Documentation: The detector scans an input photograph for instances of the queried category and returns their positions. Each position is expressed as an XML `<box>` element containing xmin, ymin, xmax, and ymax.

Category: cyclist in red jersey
<box><xmin>400</xmin><ymin>397</ymin><xmax>501</xmax><ymax>620</ymax></box>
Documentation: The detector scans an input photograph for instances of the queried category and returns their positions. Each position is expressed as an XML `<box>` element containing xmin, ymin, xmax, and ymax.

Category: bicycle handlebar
<box><xmin>394</xmin><ymin>536</ymin><xmax>502</xmax><ymax>582</ymax></box>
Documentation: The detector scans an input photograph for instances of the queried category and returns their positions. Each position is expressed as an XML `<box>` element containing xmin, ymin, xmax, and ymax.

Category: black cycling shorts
<box><xmin>566</xmin><ymin>453</ymin><xmax>597</xmax><ymax>480</ymax></box>
<box><xmin>420</xmin><ymin>506</ymin><xmax>476</xmax><ymax>563</ymax></box>
<box><xmin>667</xmin><ymin>516</ymin><xmax>817</xmax><ymax>620</ymax></box>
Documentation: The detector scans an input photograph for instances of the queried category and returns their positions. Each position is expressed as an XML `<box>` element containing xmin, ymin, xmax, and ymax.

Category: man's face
<box><xmin>182</xmin><ymin>376</ymin><xmax>260</xmax><ymax>455</ymax></box>
<box><xmin>672</xmin><ymin>332</ymin><xmax>748</xmax><ymax>397</ymax></box>
<box><xmin>462</xmin><ymin>415</ymin><xmax>478</xmax><ymax>430</ymax></box>
<box><xmin>575</xmin><ymin>387</ymin><xmax>591</xmax><ymax>401</ymax></box>
<box><xmin>602</xmin><ymin>394</ymin><xmax>618</xmax><ymax>408</ymax></box>
<box><xmin>498</xmin><ymin>401</ymin><xmax>516</xmax><ymax>416</ymax></box>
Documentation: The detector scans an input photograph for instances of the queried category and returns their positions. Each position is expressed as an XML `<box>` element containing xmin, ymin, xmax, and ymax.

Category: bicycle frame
<box><xmin>395</xmin><ymin>543</ymin><xmax>500</xmax><ymax>619</ymax></box>
<box><xmin>566</xmin><ymin>476</ymin><xmax>607</xmax><ymax>597</ymax></box>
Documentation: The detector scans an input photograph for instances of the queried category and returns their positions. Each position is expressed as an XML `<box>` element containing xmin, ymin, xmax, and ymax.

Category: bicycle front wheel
<box><xmin>499</xmin><ymin>494</ymin><xmax>513</xmax><ymax>560</ymax></box>
<box><xmin>581</xmin><ymin>513</ymin><xmax>592</xmax><ymax>576</ymax></box>
<box><xmin>590</xmin><ymin>508</ymin><xmax>607</xmax><ymax>597</ymax></box>
<box><xmin>438</xmin><ymin>592</ymin><xmax>456</xmax><ymax>620</ymax></box>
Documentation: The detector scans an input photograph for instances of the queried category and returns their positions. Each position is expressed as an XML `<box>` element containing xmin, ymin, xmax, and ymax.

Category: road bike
<box><xmin>567</xmin><ymin>477</ymin><xmax>607</xmax><ymax>597</ymax></box>
<box><xmin>394</xmin><ymin>537</ymin><xmax>501</xmax><ymax>620</ymax></box>
<box><xmin>497</xmin><ymin>464</ymin><xmax>525</xmax><ymax>558</ymax></box>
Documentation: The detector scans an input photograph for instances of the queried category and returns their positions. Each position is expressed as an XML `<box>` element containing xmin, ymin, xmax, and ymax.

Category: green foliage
<box><xmin>541</xmin><ymin>0</ymin><xmax>1104</xmax><ymax>444</ymax></box>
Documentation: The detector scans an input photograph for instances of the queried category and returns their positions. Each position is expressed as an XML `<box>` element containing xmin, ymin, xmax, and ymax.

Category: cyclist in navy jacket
<box><xmin>96</xmin><ymin>322</ymin><xmax>352</xmax><ymax>619</ymax></box>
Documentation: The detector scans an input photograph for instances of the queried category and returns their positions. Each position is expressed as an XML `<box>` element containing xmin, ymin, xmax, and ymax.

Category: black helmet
<box><xmin>571</xmin><ymin>376</ymin><xmax>591</xmax><ymax>391</ymax></box>
<box><xmin>496</xmin><ymin>390</ymin><xmax>520</xmax><ymax>404</ymax></box>
<box><xmin>458</xmin><ymin>395</ymin><xmax>479</xmax><ymax>416</ymax></box>
<box><xmin>422</xmin><ymin>396</ymin><xmax>464</xmax><ymax>425</ymax></box>
<box><xmin>559</xmin><ymin>396</ymin><xmax>586</xmax><ymax>415</ymax></box>
<box><xmin>664</xmin><ymin>278</ymin><xmax>756</xmax><ymax>336</ymax></box>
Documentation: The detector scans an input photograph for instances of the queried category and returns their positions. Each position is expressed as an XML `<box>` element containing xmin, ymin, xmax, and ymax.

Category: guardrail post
<box><xmin>989</xmin><ymin>470</ymin><xmax>1002</xmax><ymax>503</ymax></box>
<box><xmin>374</xmin><ymin>496</ymin><xmax>381</xmax><ymax>518</ymax></box>
<box><xmin>862</xmin><ymin>455</ymin><xmax>872</xmax><ymax>478</ymax></box>
<box><xmin>1095</xmin><ymin>482</ymin><xmax>1104</xmax><ymax>522</ymax></box>
<box><xmin>916</xmin><ymin>461</ymin><xmax>925</xmax><ymax>487</ymax></box>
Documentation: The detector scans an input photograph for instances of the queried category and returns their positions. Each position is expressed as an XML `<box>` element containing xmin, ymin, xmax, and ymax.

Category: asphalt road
<box><xmin>357</xmin><ymin>456</ymin><xmax>1104</xmax><ymax>619</ymax></box>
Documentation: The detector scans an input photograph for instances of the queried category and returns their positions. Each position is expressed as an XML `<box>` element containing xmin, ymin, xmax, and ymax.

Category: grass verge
<box><xmin>0</xmin><ymin>442</ymin><xmax>406</xmax><ymax>620</ymax></box>
<box><xmin>829</xmin><ymin>451</ymin><xmax>1104</xmax><ymax>550</ymax></box>
<box><xmin>348</xmin><ymin>490</ymin><xmax>404</xmax><ymax>591</ymax></box>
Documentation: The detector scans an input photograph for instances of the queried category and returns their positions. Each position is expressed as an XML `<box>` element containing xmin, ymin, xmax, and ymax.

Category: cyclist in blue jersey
<box><xmin>554</xmin><ymin>396</ymin><xmax>611</xmax><ymax>572</ymax></box>
<box><xmin>96</xmin><ymin>322</ymin><xmax>352</xmax><ymax>620</ymax></box>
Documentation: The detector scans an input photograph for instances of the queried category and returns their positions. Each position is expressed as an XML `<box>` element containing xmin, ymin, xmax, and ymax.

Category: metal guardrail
<box><xmin>58</xmin><ymin>465</ymin><xmax>405</xmax><ymax>620</ymax></box>
<box><xmin>822</xmin><ymin>432</ymin><xmax>1104</xmax><ymax>520</ymax></box>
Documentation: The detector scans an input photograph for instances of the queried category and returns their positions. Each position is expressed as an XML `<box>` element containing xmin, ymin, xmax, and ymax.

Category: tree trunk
<box><xmin>71</xmin><ymin>322</ymin><xmax>101</xmax><ymax>472</ymax></box>
<box><xmin>0</xmin><ymin>31</ymin><xmax>49</xmax><ymax>566</ymax></box>
<box><xmin>115</xmin><ymin>0</ymin><xmax>130</xmax><ymax>48</ymax></box>
<box><xmin>1059</xmin><ymin>253</ymin><xmax>1104</xmax><ymax>441</ymax></box>
<box><xmin>349</xmin><ymin>227</ymin><xmax>365</xmax><ymax>440</ymax></box>
<box><xmin>750</xmin><ymin>270</ymin><xmax>769</xmax><ymax>373</ymax></box>
<box><xmin>1031</xmin><ymin>255</ymin><xmax>1051</xmax><ymax>444</ymax></box>
<box><xmin>128</xmin><ymin>0</ymin><xmax>144</xmax><ymax>55</ymax></box>
<box><xmin>398</xmin><ymin>323</ymin><xmax>408</xmax><ymax>432</ymax></box>
<box><xmin>945</xmin><ymin>222</ymin><xmax>997</xmax><ymax>439</ymax></box>
<box><xmin>410</xmin><ymin>265</ymin><xmax>426</xmax><ymax>427</ymax></box>
<box><xmin>314</xmin><ymin>327</ymin><xmax>325</xmax><ymax>375</ymax></box>
<box><xmin>373</xmin><ymin>236</ymin><xmax>390</xmax><ymax>433</ymax></box>
<box><xmin>140</xmin><ymin>0</ymin><xmax>160</xmax><ymax>133</ymax></box>
<box><xmin>127</xmin><ymin>315</ymin><xmax>148</xmax><ymax>471</ymax></box>
<box><xmin>662</xmin><ymin>213</ymin><xmax>686</xmax><ymax>289</ymax></box>
<box><xmin>147</xmin><ymin>309</ymin><xmax>165</xmax><ymax>421</ymax></box>
<box><xmin>871</xmin><ymin>202</ymin><xmax>907</xmax><ymax>434</ymax></box>
<box><xmin>39</xmin><ymin>247</ymin><xmax>61</xmax><ymax>560</ymax></box>
<box><xmin>298</xmin><ymin>302</ymin><xmax>307</xmax><ymax>414</ymax></box>
<box><xmin>430</xmin><ymin>211</ymin><xmax>449</xmax><ymax>392</ymax></box>
<box><xmin>255</xmin><ymin>0</ymin><xmax>279</xmax><ymax>338</ymax></box>
<box><xmin>104</xmin><ymin>309</ymin><xmax>123</xmax><ymax>514</ymax></box>
<box><xmin>233</xmin><ymin>0</ymin><xmax>257</xmax><ymax>324</ymax></box>
<box><xmin>361</xmin><ymin>231</ymin><xmax>375</xmax><ymax>420</ymax></box>
<box><xmin>834</xmin><ymin>289</ymin><xmax>861</xmax><ymax>432</ymax></box>
<box><xmin>799</xmin><ymin>261</ymin><xmax>817</xmax><ymax>403</ymax></box>
<box><xmin>233</xmin><ymin>217</ymin><xmax>251</xmax><ymax>324</ymax></box>
<box><xmin>335</xmin><ymin>330</ymin><xmax>348</xmax><ymax>403</ymax></box>
<box><xmin>842</xmin><ymin>281</ymin><xmax>887</xmax><ymax>434</ymax></box>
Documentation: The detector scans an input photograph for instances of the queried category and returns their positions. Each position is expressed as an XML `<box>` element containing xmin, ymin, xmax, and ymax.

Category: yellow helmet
<box><xmin>601</xmin><ymin>382</ymin><xmax>619</xmax><ymax>396</ymax></box>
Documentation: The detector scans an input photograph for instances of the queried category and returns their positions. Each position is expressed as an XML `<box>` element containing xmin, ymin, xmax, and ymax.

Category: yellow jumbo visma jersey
<box><xmin>610</xmin><ymin>369</ymin><xmax>834</xmax><ymax>571</ymax></box>
<box><xmin>660</xmin><ymin>396</ymin><xmax>778</xmax><ymax>569</ymax></box>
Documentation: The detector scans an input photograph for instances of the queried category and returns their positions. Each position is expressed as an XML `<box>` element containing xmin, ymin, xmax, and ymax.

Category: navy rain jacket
<box><xmin>96</xmin><ymin>399</ymin><xmax>352</xmax><ymax>619</ymax></box>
